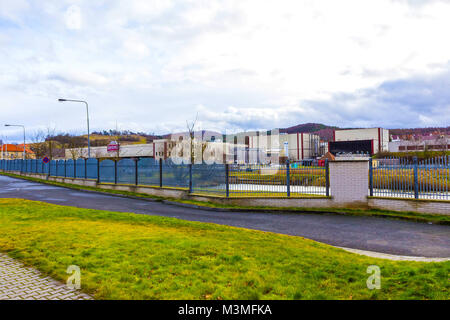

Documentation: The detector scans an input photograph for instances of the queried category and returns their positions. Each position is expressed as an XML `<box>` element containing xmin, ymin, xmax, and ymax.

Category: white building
<box><xmin>389</xmin><ymin>136</ymin><xmax>449</xmax><ymax>152</ymax></box>
<box><xmin>248</xmin><ymin>132</ymin><xmax>321</xmax><ymax>162</ymax></box>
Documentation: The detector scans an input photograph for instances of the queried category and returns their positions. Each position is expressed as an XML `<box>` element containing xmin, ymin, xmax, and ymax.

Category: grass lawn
<box><xmin>0</xmin><ymin>198</ymin><xmax>448</xmax><ymax>300</ymax></box>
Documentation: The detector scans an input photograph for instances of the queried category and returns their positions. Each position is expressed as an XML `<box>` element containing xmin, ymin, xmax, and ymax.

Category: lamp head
<box><xmin>58</xmin><ymin>98</ymin><xmax>67</xmax><ymax>102</ymax></box>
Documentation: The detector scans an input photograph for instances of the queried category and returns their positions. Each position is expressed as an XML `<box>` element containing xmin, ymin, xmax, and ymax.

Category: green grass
<box><xmin>0</xmin><ymin>198</ymin><xmax>448</xmax><ymax>300</ymax></box>
<box><xmin>1</xmin><ymin>171</ymin><xmax>449</xmax><ymax>225</ymax></box>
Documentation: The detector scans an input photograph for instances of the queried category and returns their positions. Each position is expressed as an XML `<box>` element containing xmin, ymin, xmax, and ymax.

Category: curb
<box><xmin>337</xmin><ymin>247</ymin><xmax>450</xmax><ymax>262</ymax></box>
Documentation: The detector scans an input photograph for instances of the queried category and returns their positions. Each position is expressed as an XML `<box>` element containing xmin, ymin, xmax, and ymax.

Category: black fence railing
<box><xmin>369</xmin><ymin>156</ymin><xmax>450</xmax><ymax>200</ymax></box>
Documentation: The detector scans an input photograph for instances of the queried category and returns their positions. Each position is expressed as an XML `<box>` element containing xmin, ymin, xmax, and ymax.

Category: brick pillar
<box><xmin>329</xmin><ymin>159</ymin><xmax>369</xmax><ymax>205</ymax></box>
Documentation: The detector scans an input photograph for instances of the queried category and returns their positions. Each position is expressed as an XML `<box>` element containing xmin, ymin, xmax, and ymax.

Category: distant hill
<box><xmin>281</xmin><ymin>123</ymin><xmax>338</xmax><ymax>133</ymax></box>
<box><xmin>280</xmin><ymin>123</ymin><xmax>339</xmax><ymax>141</ymax></box>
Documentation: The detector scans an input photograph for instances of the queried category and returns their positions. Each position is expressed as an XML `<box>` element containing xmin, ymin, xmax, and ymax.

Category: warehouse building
<box><xmin>247</xmin><ymin>132</ymin><xmax>321</xmax><ymax>163</ymax></box>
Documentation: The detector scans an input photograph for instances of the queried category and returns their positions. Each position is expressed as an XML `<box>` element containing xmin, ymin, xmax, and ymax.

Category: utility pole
<box><xmin>58</xmin><ymin>99</ymin><xmax>91</xmax><ymax>158</ymax></box>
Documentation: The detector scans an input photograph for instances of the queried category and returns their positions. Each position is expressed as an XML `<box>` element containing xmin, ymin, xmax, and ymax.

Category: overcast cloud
<box><xmin>1</xmin><ymin>0</ymin><xmax>450</xmax><ymax>142</ymax></box>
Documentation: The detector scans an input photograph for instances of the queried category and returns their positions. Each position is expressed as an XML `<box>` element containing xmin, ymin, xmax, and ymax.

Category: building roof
<box><xmin>1</xmin><ymin>144</ymin><xmax>34</xmax><ymax>153</ymax></box>
<box><xmin>17</xmin><ymin>144</ymin><xmax>34</xmax><ymax>154</ymax></box>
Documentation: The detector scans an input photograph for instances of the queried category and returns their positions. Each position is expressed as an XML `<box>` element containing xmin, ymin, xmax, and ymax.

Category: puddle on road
<box><xmin>3</xmin><ymin>182</ymin><xmax>59</xmax><ymax>191</ymax></box>
<box><xmin>6</xmin><ymin>182</ymin><xmax>37</xmax><ymax>188</ymax></box>
<box><xmin>25</xmin><ymin>186</ymin><xmax>60</xmax><ymax>191</ymax></box>
<box><xmin>68</xmin><ymin>192</ymin><xmax>111</xmax><ymax>198</ymax></box>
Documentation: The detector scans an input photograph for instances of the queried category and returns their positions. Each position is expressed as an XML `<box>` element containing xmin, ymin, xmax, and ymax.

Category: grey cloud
<box><xmin>196</xmin><ymin>69</ymin><xmax>450</xmax><ymax>132</ymax></box>
<box><xmin>304</xmin><ymin>69</ymin><xmax>450</xmax><ymax>128</ymax></box>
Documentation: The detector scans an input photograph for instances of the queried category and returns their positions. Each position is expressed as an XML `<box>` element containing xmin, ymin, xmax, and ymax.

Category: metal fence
<box><xmin>370</xmin><ymin>156</ymin><xmax>450</xmax><ymax>200</ymax></box>
<box><xmin>228</xmin><ymin>163</ymin><xmax>328</xmax><ymax>197</ymax></box>
<box><xmin>0</xmin><ymin>158</ymin><xmax>329</xmax><ymax>198</ymax></box>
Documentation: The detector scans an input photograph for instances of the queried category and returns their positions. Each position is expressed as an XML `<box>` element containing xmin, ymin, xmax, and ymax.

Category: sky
<box><xmin>1</xmin><ymin>0</ymin><xmax>450</xmax><ymax>142</ymax></box>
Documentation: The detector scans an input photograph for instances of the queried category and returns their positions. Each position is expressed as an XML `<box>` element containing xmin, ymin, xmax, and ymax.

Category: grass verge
<box><xmin>1</xmin><ymin>171</ymin><xmax>449</xmax><ymax>225</ymax></box>
<box><xmin>0</xmin><ymin>198</ymin><xmax>448</xmax><ymax>300</ymax></box>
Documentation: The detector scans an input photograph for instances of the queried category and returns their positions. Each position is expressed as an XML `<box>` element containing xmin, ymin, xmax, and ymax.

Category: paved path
<box><xmin>0</xmin><ymin>254</ymin><xmax>92</xmax><ymax>300</ymax></box>
<box><xmin>0</xmin><ymin>175</ymin><xmax>449</xmax><ymax>258</ymax></box>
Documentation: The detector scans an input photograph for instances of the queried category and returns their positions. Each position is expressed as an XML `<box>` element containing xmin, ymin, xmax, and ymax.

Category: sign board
<box><xmin>283</xmin><ymin>141</ymin><xmax>289</xmax><ymax>158</ymax></box>
<box><xmin>42</xmin><ymin>157</ymin><xmax>50</xmax><ymax>164</ymax></box>
<box><xmin>107</xmin><ymin>141</ymin><xmax>120</xmax><ymax>152</ymax></box>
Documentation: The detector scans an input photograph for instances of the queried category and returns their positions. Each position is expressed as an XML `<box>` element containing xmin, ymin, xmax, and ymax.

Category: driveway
<box><xmin>0</xmin><ymin>175</ymin><xmax>449</xmax><ymax>258</ymax></box>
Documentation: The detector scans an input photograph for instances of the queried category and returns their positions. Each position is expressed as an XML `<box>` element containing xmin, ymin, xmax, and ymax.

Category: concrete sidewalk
<box><xmin>0</xmin><ymin>253</ymin><xmax>92</xmax><ymax>300</ymax></box>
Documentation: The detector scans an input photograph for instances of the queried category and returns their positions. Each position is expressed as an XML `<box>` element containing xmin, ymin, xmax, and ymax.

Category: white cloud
<box><xmin>123</xmin><ymin>39</ymin><xmax>150</xmax><ymax>58</ymax></box>
<box><xmin>65</xmin><ymin>5</ymin><xmax>82</xmax><ymax>30</ymax></box>
<box><xmin>0</xmin><ymin>0</ymin><xmax>30</xmax><ymax>23</ymax></box>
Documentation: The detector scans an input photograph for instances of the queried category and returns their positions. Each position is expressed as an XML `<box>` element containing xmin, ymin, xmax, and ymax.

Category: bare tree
<box><xmin>186</xmin><ymin>113</ymin><xmax>198</xmax><ymax>164</ymax></box>
<box><xmin>28</xmin><ymin>127</ymin><xmax>57</xmax><ymax>159</ymax></box>
<box><xmin>29</xmin><ymin>130</ymin><xmax>48</xmax><ymax>159</ymax></box>
<box><xmin>46</xmin><ymin>126</ymin><xmax>57</xmax><ymax>160</ymax></box>
<box><xmin>67</xmin><ymin>144</ymin><xmax>82</xmax><ymax>160</ymax></box>
<box><xmin>110</xmin><ymin>122</ymin><xmax>121</xmax><ymax>160</ymax></box>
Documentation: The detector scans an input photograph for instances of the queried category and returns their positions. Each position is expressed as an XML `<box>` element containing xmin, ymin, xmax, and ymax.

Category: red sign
<box><xmin>42</xmin><ymin>157</ymin><xmax>50</xmax><ymax>164</ymax></box>
<box><xmin>107</xmin><ymin>141</ymin><xmax>119</xmax><ymax>152</ymax></box>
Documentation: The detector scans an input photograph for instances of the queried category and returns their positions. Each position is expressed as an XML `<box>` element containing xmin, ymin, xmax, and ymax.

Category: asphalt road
<box><xmin>0</xmin><ymin>175</ymin><xmax>449</xmax><ymax>258</ymax></box>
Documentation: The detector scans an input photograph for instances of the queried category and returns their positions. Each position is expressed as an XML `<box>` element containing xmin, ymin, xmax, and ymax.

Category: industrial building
<box><xmin>389</xmin><ymin>136</ymin><xmax>449</xmax><ymax>152</ymax></box>
<box><xmin>329</xmin><ymin>128</ymin><xmax>389</xmax><ymax>155</ymax></box>
<box><xmin>247</xmin><ymin>132</ymin><xmax>321</xmax><ymax>163</ymax></box>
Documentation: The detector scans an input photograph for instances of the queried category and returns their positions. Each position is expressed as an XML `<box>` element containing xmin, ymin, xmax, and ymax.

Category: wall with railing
<box><xmin>2</xmin><ymin>157</ymin><xmax>449</xmax><ymax>215</ymax></box>
<box><xmin>0</xmin><ymin>158</ymin><xmax>329</xmax><ymax>198</ymax></box>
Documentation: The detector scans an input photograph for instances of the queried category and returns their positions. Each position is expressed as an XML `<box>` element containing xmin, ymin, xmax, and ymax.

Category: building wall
<box><xmin>389</xmin><ymin>138</ymin><xmax>450</xmax><ymax>153</ymax></box>
<box><xmin>66</xmin><ymin>143</ymin><xmax>155</xmax><ymax>159</ymax></box>
<box><xmin>167</xmin><ymin>139</ymin><xmax>243</xmax><ymax>164</ymax></box>
<box><xmin>1</xmin><ymin>151</ymin><xmax>22</xmax><ymax>160</ymax></box>
<box><xmin>249</xmin><ymin>132</ymin><xmax>321</xmax><ymax>162</ymax></box>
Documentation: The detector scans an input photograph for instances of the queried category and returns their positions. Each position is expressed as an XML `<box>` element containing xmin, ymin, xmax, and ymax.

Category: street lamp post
<box><xmin>58</xmin><ymin>98</ymin><xmax>91</xmax><ymax>158</ymax></box>
<box><xmin>4</xmin><ymin>124</ymin><xmax>26</xmax><ymax>160</ymax></box>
